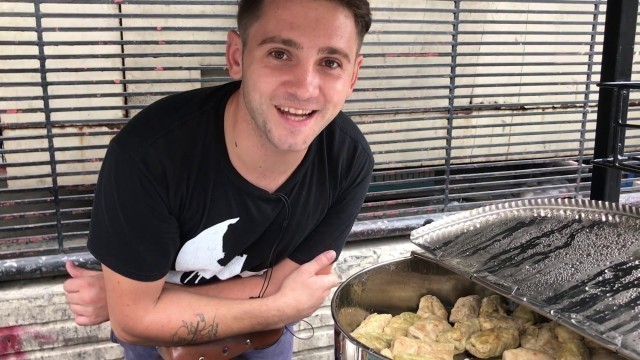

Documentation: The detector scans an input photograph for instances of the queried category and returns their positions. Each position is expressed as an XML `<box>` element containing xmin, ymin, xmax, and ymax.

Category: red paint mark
<box><xmin>0</xmin><ymin>326</ymin><xmax>24</xmax><ymax>356</ymax></box>
<box><xmin>158</xmin><ymin>40</ymin><xmax>166</xmax><ymax>45</ymax></box>
<box><xmin>5</xmin><ymin>109</ymin><xmax>22</xmax><ymax>114</ymax></box>
<box><xmin>156</xmin><ymin>26</ymin><xmax>163</xmax><ymax>31</ymax></box>
<box><xmin>155</xmin><ymin>66</ymin><xmax>164</xmax><ymax>71</ymax></box>
<box><xmin>384</xmin><ymin>52</ymin><xmax>440</xmax><ymax>58</ymax></box>
<box><xmin>114</xmin><ymin>0</ymin><xmax>123</xmax><ymax>3</ymax></box>
<box><xmin>114</xmin><ymin>79</ymin><xmax>121</xmax><ymax>84</ymax></box>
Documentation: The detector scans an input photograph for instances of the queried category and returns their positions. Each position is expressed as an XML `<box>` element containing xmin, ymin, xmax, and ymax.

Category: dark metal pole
<box><xmin>590</xmin><ymin>0</ymin><xmax>639</xmax><ymax>202</ymax></box>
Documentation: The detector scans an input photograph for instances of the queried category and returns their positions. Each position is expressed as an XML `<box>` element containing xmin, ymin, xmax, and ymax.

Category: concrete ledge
<box><xmin>0</xmin><ymin>236</ymin><xmax>416</xmax><ymax>359</ymax></box>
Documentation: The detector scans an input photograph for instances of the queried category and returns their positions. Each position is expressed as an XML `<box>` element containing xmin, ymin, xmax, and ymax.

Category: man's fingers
<box><xmin>65</xmin><ymin>261</ymin><xmax>96</xmax><ymax>278</ymax></box>
<box><xmin>305</xmin><ymin>250</ymin><xmax>336</xmax><ymax>275</ymax></box>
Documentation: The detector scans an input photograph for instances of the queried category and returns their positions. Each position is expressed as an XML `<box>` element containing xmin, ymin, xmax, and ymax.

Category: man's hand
<box><xmin>273</xmin><ymin>250</ymin><xmax>340</xmax><ymax>324</ymax></box>
<box><xmin>63</xmin><ymin>262</ymin><xmax>110</xmax><ymax>326</ymax></box>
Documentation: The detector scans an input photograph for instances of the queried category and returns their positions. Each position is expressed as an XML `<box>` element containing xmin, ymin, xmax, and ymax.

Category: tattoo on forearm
<box><xmin>170</xmin><ymin>313</ymin><xmax>219</xmax><ymax>345</ymax></box>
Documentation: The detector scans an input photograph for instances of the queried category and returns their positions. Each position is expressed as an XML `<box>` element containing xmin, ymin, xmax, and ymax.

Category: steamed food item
<box><xmin>351</xmin><ymin>313</ymin><xmax>392</xmax><ymax>352</ymax></box>
<box><xmin>520</xmin><ymin>323</ymin><xmax>563</xmax><ymax>356</ymax></box>
<box><xmin>479</xmin><ymin>312</ymin><xmax>517</xmax><ymax>330</ymax></box>
<box><xmin>383</xmin><ymin>312</ymin><xmax>422</xmax><ymax>342</ymax></box>
<box><xmin>351</xmin><ymin>331</ymin><xmax>389</xmax><ymax>352</ymax></box>
<box><xmin>407</xmin><ymin>314</ymin><xmax>452</xmax><ymax>341</ymax></box>
<box><xmin>352</xmin><ymin>313</ymin><xmax>392</xmax><ymax>335</ymax></box>
<box><xmin>503</xmin><ymin>348</ymin><xmax>555</xmax><ymax>360</ymax></box>
<box><xmin>511</xmin><ymin>304</ymin><xmax>537</xmax><ymax>330</ymax></box>
<box><xmin>558</xmin><ymin>340</ymin><xmax>590</xmax><ymax>360</ymax></box>
<box><xmin>436</xmin><ymin>318</ymin><xmax>481</xmax><ymax>354</ymax></box>
<box><xmin>416</xmin><ymin>295</ymin><xmax>449</xmax><ymax>320</ymax></box>
<box><xmin>466</xmin><ymin>326</ymin><xmax>519</xmax><ymax>358</ymax></box>
<box><xmin>556</xmin><ymin>325</ymin><xmax>584</xmax><ymax>343</ymax></box>
<box><xmin>479</xmin><ymin>294</ymin><xmax>508</xmax><ymax>316</ymax></box>
<box><xmin>449</xmin><ymin>295</ymin><xmax>481</xmax><ymax>323</ymax></box>
<box><xmin>391</xmin><ymin>336</ymin><xmax>454</xmax><ymax>360</ymax></box>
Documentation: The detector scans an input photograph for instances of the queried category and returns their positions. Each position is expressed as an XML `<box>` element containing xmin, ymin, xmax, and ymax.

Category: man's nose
<box><xmin>287</xmin><ymin>62</ymin><xmax>320</xmax><ymax>100</ymax></box>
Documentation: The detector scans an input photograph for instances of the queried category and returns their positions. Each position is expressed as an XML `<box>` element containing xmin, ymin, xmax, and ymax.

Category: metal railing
<box><xmin>1</xmin><ymin>0</ymin><xmax>639</xmax><ymax>281</ymax></box>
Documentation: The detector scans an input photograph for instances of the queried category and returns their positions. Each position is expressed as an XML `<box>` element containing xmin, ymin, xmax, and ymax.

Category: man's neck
<box><xmin>224</xmin><ymin>90</ymin><xmax>307</xmax><ymax>194</ymax></box>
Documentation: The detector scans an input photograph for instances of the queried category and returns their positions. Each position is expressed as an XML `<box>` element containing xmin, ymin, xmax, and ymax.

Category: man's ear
<box><xmin>349</xmin><ymin>55</ymin><xmax>364</xmax><ymax>92</ymax></box>
<box><xmin>226</xmin><ymin>30</ymin><xmax>243</xmax><ymax>80</ymax></box>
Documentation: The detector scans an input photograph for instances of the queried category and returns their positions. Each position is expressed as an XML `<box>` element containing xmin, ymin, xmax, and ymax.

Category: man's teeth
<box><xmin>278</xmin><ymin>106</ymin><xmax>313</xmax><ymax>116</ymax></box>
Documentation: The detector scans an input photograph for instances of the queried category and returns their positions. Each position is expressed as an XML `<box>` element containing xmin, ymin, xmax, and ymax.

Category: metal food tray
<box><xmin>410</xmin><ymin>198</ymin><xmax>640</xmax><ymax>360</ymax></box>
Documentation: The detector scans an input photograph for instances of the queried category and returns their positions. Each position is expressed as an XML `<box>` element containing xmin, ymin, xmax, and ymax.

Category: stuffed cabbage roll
<box><xmin>449</xmin><ymin>295</ymin><xmax>481</xmax><ymax>323</ymax></box>
<box><xmin>557</xmin><ymin>340</ymin><xmax>590</xmax><ymax>360</ymax></box>
<box><xmin>407</xmin><ymin>314</ymin><xmax>452</xmax><ymax>341</ymax></box>
<box><xmin>511</xmin><ymin>304</ymin><xmax>537</xmax><ymax>330</ymax></box>
<box><xmin>392</xmin><ymin>336</ymin><xmax>455</xmax><ymax>360</ymax></box>
<box><xmin>503</xmin><ymin>347</ymin><xmax>555</xmax><ymax>360</ymax></box>
<box><xmin>479</xmin><ymin>312</ymin><xmax>517</xmax><ymax>330</ymax></box>
<box><xmin>479</xmin><ymin>295</ymin><xmax>508</xmax><ymax>316</ymax></box>
<box><xmin>352</xmin><ymin>313</ymin><xmax>392</xmax><ymax>335</ymax></box>
<box><xmin>436</xmin><ymin>318</ymin><xmax>481</xmax><ymax>354</ymax></box>
<box><xmin>416</xmin><ymin>295</ymin><xmax>449</xmax><ymax>320</ymax></box>
<box><xmin>351</xmin><ymin>331</ymin><xmax>390</xmax><ymax>352</ymax></box>
<box><xmin>466</xmin><ymin>326</ymin><xmax>519</xmax><ymax>358</ymax></box>
<box><xmin>520</xmin><ymin>323</ymin><xmax>562</xmax><ymax>357</ymax></box>
<box><xmin>555</xmin><ymin>325</ymin><xmax>583</xmax><ymax>343</ymax></box>
<box><xmin>383</xmin><ymin>312</ymin><xmax>422</xmax><ymax>342</ymax></box>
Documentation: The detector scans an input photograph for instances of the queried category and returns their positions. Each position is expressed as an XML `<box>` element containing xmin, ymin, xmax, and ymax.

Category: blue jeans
<box><xmin>111</xmin><ymin>325</ymin><xmax>294</xmax><ymax>360</ymax></box>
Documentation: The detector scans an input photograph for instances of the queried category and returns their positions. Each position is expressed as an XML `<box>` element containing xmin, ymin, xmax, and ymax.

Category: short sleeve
<box><xmin>288</xmin><ymin>150</ymin><xmax>373</xmax><ymax>264</ymax></box>
<box><xmin>87</xmin><ymin>142</ymin><xmax>180</xmax><ymax>281</ymax></box>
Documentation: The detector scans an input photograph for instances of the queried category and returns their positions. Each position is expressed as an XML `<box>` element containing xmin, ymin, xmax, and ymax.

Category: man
<box><xmin>63</xmin><ymin>0</ymin><xmax>373</xmax><ymax>358</ymax></box>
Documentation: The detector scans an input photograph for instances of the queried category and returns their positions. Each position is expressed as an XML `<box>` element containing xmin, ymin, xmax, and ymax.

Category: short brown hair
<box><xmin>237</xmin><ymin>0</ymin><xmax>371</xmax><ymax>51</ymax></box>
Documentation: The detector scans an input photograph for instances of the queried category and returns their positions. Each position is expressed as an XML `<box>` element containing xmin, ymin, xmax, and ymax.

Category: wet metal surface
<box><xmin>410</xmin><ymin>198</ymin><xmax>640</xmax><ymax>360</ymax></box>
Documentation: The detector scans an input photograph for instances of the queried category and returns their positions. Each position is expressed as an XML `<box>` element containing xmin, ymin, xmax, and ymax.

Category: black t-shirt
<box><xmin>87</xmin><ymin>81</ymin><xmax>374</xmax><ymax>286</ymax></box>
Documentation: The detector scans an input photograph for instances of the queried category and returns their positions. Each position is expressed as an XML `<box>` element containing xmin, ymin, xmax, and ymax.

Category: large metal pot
<box><xmin>332</xmin><ymin>254</ymin><xmax>496</xmax><ymax>359</ymax></box>
<box><xmin>332</xmin><ymin>199</ymin><xmax>640</xmax><ymax>360</ymax></box>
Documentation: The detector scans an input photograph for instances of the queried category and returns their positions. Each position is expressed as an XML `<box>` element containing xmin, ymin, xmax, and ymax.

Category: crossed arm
<box><xmin>64</xmin><ymin>251</ymin><xmax>337</xmax><ymax>346</ymax></box>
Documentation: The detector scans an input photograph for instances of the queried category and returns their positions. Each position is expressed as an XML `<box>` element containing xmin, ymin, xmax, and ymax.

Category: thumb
<box><xmin>65</xmin><ymin>261</ymin><xmax>90</xmax><ymax>278</ymax></box>
<box><xmin>304</xmin><ymin>250</ymin><xmax>337</xmax><ymax>274</ymax></box>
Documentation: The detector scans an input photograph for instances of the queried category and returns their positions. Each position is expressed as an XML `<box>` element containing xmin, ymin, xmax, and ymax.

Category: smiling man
<box><xmin>63</xmin><ymin>0</ymin><xmax>373</xmax><ymax>359</ymax></box>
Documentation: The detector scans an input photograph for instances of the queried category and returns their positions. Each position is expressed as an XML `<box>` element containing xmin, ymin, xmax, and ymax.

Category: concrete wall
<box><xmin>0</xmin><ymin>238</ymin><xmax>419</xmax><ymax>359</ymax></box>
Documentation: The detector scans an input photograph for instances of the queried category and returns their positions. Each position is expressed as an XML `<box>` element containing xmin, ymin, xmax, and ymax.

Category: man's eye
<box><xmin>324</xmin><ymin>59</ymin><xmax>341</xmax><ymax>69</ymax></box>
<box><xmin>271</xmin><ymin>51</ymin><xmax>287</xmax><ymax>60</ymax></box>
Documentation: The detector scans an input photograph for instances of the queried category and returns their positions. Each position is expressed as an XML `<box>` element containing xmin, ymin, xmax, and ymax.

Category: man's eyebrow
<box><xmin>320</xmin><ymin>47</ymin><xmax>352</xmax><ymax>64</ymax></box>
<box><xmin>257</xmin><ymin>36</ymin><xmax>353</xmax><ymax>64</ymax></box>
<box><xmin>257</xmin><ymin>36</ymin><xmax>302</xmax><ymax>50</ymax></box>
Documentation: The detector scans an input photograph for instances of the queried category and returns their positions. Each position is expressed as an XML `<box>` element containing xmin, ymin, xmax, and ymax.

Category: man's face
<box><xmin>229</xmin><ymin>0</ymin><xmax>363</xmax><ymax>153</ymax></box>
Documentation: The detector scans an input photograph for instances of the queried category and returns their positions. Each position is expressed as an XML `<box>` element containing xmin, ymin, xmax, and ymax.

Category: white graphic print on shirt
<box><xmin>166</xmin><ymin>218</ymin><xmax>249</xmax><ymax>284</ymax></box>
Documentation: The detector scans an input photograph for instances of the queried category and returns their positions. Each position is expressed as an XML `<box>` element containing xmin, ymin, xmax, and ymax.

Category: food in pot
<box><xmin>407</xmin><ymin>314</ymin><xmax>453</xmax><ymax>341</ymax></box>
<box><xmin>503</xmin><ymin>347</ymin><xmax>555</xmax><ymax>360</ymax></box>
<box><xmin>466</xmin><ymin>326</ymin><xmax>520</xmax><ymax>358</ymax></box>
<box><xmin>350</xmin><ymin>293</ymin><xmax>622</xmax><ymax>360</ymax></box>
<box><xmin>383</xmin><ymin>312</ymin><xmax>423</xmax><ymax>343</ymax></box>
<box><xmin>479</xmin><ymin>312</ymin><xmax>517</xmax><ymax>330</ymax></box>
<box><xmin>436</xmin><ymin>318</ymin><xmax>481</xmax><ymax>354</ymax></box>
<box><xmin>389</xmin><ymin>336</ymin><xmax>455</xmax><ymax>360</ymax></box>
<box><xmin>479</xmin><ymin>294</ymin><xmax>508</xmax><ymax>316</ymax></box>
<box><xmin>416</xmin><ymin>295</ymin><xmax>449</xmax><ymax>320</ymax></box>
<box><xmin>351</xmin><ymin>313</ymin><xmax>392</xmax><ymax>352</ymax></box>
<box><xmin>449</xmin><ymin>295</ymin><xmax>481</xmax><ymax>323</ymax></box>
<box><xmin>557</xmin><ymin>340</ymin><xmax>590</xmax><ymax>360</ymax></box>
<box><xmin>520</xmin><ymin>323</ymin><xmax>563</xmax><ymax>356</ymax></box>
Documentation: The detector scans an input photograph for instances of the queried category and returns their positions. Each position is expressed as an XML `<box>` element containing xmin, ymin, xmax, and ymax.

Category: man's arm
<box><xmin>103</xmin><ymin>250</ymin><xmax>338</xmax><ymax>346</ymax></box>
<box><xmin>64</xmin><ymin>256</ymin><xmax>333</xmax><ymax>326</ymax></box>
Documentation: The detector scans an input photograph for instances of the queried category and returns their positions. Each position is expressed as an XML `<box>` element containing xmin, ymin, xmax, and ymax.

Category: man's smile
<box><xmin>276</xmin><ymin>106</ymin><xmax>317</xmax><ymax>121</ymax></box>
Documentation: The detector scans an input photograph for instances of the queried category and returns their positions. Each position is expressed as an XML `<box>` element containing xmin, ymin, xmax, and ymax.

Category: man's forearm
<box><xmin>112</xmin><ymin>286</ymin><xmax>290</xmax><ymax>346</ymax></box>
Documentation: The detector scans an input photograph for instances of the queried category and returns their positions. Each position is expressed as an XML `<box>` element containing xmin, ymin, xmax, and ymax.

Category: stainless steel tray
<box><xmin>410</xmin><ymin>198</ymin><xmax>640</xmax><ymax>360</ymax></box>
